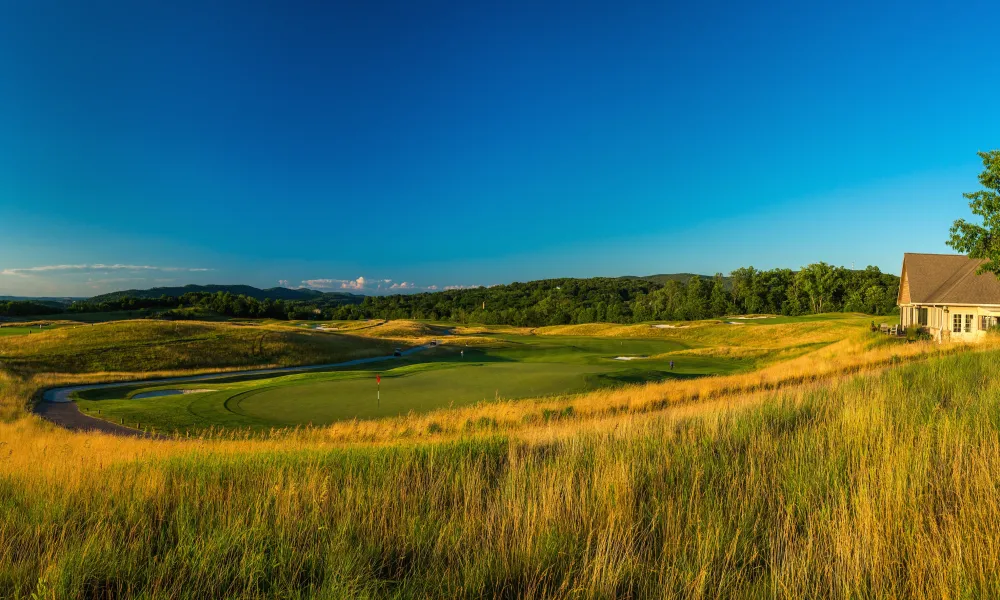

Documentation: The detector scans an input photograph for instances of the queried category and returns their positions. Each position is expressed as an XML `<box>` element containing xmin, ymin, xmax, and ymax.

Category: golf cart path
<box><xmin>34</xmin><ymin>343</ymin><xmax>435</xmax><ymax>437</ymax></box>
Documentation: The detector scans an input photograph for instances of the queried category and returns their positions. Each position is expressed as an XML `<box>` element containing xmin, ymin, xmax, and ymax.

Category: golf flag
<box><xmin>376</xmin><ymin>374</ymin><xmax>381</xmax><ymax>384</ymax></box>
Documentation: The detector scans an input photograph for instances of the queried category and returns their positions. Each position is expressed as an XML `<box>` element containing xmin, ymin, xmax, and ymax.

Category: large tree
<box><xmin>948</xmin><ymin>150</ymin><xmax>1000</xmax><ymax>273</ymax></box>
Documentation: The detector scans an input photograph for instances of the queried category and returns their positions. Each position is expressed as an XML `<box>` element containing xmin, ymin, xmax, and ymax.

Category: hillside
<box><xmin>0</xmin><ymin>296</ymin><xmax>83</xmax><ymax>307</ymax></box>
<box><xmin>88</xmin><ymin>284</ymin><xmax>362</xmax><ymax>304</ymax></box>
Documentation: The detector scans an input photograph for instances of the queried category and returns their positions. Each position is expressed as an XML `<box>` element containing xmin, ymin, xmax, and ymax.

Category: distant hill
<box><xmin>87</xmin><ymin>285</ymin><xmax>362</xmax><ymax>304</ymax></box>
<box><xmin>0</xmin><ymin>296</ymin><xmax>84</xmax><ymax>307</ymax></box>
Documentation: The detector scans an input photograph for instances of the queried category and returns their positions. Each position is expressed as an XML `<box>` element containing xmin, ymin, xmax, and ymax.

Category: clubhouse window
<box><xmin>965</xmin><ymin>314</ymin><xmax>973</xmax><ymax>333</ymax></box>
<box><xmin>954</xmin><ymin>313</ymin><xmax>962</xmax><ymax>333</ymax></box>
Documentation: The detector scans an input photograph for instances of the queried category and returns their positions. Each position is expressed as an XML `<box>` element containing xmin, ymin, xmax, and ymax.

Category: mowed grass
<box><xmin>0</xmin><ymin>327</ymin><xmax>32</xmax><ymax>337</ymax></box>
<box><xmin>62</xmin><ymin>314</ymin><xmax>888</xmax><ymax>435</ymax></box>
<box><xmin>74</xmin><ymin>335</ymin><xmax>750</xmax><ymax>432</ymax></box>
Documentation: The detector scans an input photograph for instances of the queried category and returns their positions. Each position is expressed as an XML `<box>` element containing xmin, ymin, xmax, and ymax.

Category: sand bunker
<box><xmin>132</xmin><ymin>389</ymin><xmax>215</xmax><ymax>400</ymax></box>
<box><xmin>614</xmin><ymin>356</ymin><xmax>648</xmax><ymax>361</ymax></box>
<box><xmin>653</xmin><ymin>324</ymin><xmax>689</xmax><ymax>329</ymax></box>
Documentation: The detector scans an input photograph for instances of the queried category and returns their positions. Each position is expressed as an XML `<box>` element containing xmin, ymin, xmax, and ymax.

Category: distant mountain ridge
<box><xmin>88</xmin><ymin>284</ymin><xmax>362</xmax><ymax>304</ymax></box>
<box><xmin>0</xmin><ymin>296</ymin><xmax>84</xmax><ymax>307</ymax></box>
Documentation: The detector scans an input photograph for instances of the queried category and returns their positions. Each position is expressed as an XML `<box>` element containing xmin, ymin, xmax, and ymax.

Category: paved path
<box><xmin>34</xmin><ymin>343</ymin><xmax>435</xmax><ymax>436</ymax></box>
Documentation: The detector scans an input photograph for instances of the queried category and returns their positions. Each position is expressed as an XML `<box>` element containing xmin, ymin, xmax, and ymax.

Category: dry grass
<box><xmin>5</xmin><ymin>347</ymin><xmax>1000</xmax><ymax>597</ymax></box>
<box><xmin>0</xmin><ymin>320</ymin><xmax>395</xmax><ymax>377</ymax></box>
<box><xmin>534</xmin><ymin>314</ymin><xmax>872</xmax><ymax>349</ymax></box>
<box><xmin>9</xmin><ymin>316</ymin><xmax>1000</xmax><ymax>597</ymax></box>
<box><xmin>344</xmin><ymin>320</ymin><xmax>440</xmax><ymax>341</ymax></box>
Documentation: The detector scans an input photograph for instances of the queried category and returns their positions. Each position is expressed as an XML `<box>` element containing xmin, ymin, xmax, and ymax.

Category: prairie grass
<box><xmin>7</xmin><ymin>316</ymin><xmax>1000</xmax><ymax>598</ymax></box>
<box><xmin>0</xmin><ymin>320</ymin><xmax>395</xmax><ymax>376</ymax></box>
<box><xmin>535</xmin><ymin>313</ymin><xmax>873</xmax><ymax>349</ymax></box>
<box><xmin>5</xmin><ymin>348</ymin><xmax>1000</xmax><ymax>597</ymax></box>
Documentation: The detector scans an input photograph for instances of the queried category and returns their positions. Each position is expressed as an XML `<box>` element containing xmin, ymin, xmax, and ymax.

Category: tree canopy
<box><xmin>949</xmin><ymin>150</ymin><xmax>1000</xmax><ymax>273</ymax></box>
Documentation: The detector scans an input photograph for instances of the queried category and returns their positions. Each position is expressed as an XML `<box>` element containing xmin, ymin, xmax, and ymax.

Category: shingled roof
<box><xmin>900</xmin><ymin>253</ymin><xmax>1000</xmax><ymax>305</ymax></box>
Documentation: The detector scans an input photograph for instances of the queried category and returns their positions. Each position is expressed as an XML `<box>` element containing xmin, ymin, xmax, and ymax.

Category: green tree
<box><xmin>797</xmin><ymin>262</ymin><xmax>841</xmax><ymax>314</ymax></box>
<box><xmin>949</xmin><ymin>150</ymin><xmax>1000</xmax><ymax>273</ymax></box>
<box><xmin>709</xmin><ymin>274</ymin><xmax>730</xmax><ymax>317</ymax></box>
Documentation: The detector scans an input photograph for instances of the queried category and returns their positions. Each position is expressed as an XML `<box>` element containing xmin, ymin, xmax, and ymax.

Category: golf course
<box><xmin>24</xmin><ymin>313</ymin><xmax>877</xmax><ymax>434</ymax></box>
<box><xmin>6</xmin><ymin>308</ymin><xmax>1000</xmax><ymax>599</ymax></box>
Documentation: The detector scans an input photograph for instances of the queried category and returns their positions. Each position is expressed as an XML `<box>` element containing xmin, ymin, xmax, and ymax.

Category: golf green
<box><xmin>230</xmin><ymin>362</ymin><xmax>608</xmax><ymax>424</ymax></box>
<box><xmin>72</xmin><ymin>332</ymin><xmax>759</xmax><ymax>432</ymax></box>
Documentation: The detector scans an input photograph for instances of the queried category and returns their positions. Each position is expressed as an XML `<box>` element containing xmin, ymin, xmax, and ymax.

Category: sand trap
<box><xmin>132</xmin><ymin>389</ymin><xmax>215</xmax><ymax>400</ymax></box>
<box><xmin>728</xmin><ymin>316</ymin><xmax>774</xmax><ymax>320</ymax></box>
<box><xmin>726</xmin><ymin>321</ymin><xmax>747</xmax><ymax>325</ymax></box>
<box><xmin>614</xmin><ymin>356</ymin><xmax>648</xmax><ymax>361</ymax></box>
<box><xmin>653</xmin><ymin>324</ymin><xmax>689</xmax><ymax>329</ymax></box>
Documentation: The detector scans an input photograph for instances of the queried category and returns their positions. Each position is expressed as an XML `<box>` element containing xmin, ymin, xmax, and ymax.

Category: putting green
<box><xmin>230</xmin><ymin>362</ymin><xmax>608</xmax><ymax>425</ymax></box>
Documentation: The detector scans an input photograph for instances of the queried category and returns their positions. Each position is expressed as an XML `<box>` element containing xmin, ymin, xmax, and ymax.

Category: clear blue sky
<box><xmin>2</xmin><ymin>0</ymin><xmax>998</xmax><ymax>296</ymax></box>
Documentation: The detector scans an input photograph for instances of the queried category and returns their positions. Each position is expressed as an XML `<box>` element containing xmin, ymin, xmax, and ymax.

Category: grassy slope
<box><xmin>4</xmin><ymin>348</ymin><xmax>1000</xmax><ymax>597</ymax></box>
<box><xmin>0</xmin><ymin>320</ymin><xmax>397</xmax><ymax>375</ymax></box>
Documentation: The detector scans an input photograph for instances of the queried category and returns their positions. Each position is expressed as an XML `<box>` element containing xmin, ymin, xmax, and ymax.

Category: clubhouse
<box><xmin>898</xmin><ymin>253</ymin><xmax>1000</xmax><ymax>342</ymax></box>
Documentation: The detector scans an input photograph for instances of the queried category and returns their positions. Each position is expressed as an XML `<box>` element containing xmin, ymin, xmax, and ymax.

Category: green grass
<box><xmin>74</xmin><ymin>334</ymin><xmax>752</xmax><ymax>432</ymax></box>
<box><xmin>0</xmin><ymin>327</ymin><xmax>32</xmax><ymax>337</ymax></box>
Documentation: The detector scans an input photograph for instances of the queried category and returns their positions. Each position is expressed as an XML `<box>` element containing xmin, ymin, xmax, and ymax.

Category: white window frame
<box><xmin>954</xmin><ymin>313</ymin><xmax>962</xmax><ymax>333</ymax></box>
<box><xmin>965</xmin><ymin>314</ymin><xmax>973</xmax><ymax>333</ymax></box>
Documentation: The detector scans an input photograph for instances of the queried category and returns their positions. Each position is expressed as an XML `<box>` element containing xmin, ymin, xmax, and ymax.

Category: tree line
<box><xmin>0</xmin><ymin>263</ymin><xmax>899</xmax><ymax>326</ymax></box>
<box><xmin>327</xmin><ymin>263</ymin><xmax>898</xmax><ymax>326</ymax></box>
<box><xmin>0</xmin><ymin>292</ymin><xmax>326</xmax><ymax>320</ymax></box>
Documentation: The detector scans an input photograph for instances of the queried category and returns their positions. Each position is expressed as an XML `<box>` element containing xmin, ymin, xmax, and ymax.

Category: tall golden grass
<box><xmin>8</xmin><ymin>316</ymin><xmax>1000</xmax><ymax>597</ymax></box>
<box><xmin>5</xmin><ymin>347</ymin><xmax>1000</xmax><ymax>597</ymax></box>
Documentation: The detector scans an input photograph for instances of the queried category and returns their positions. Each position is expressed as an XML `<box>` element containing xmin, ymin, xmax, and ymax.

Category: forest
<box><xmin>0</xmin><ymin>263</ymin><xmax>899</xmax><ymax>326</ymax></box>
<box><xmin>333</xmin><ymin>263</ymin><xmax>899</xmax><ymax>325</ymax></box>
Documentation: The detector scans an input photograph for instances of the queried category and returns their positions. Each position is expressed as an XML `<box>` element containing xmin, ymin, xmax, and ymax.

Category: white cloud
<box><xmin>0</xmin><ymin>264</ymin><xmax>211</xmax><ymax>276</ymax></box>
<box><xmin>342</xmin><ymin>276</ymin><xmax>367</xmax><ymax>290</ymax></box>
<box><xmin>300</xmin><ymin>277</ymin><xmax>368</xmax><ymax>290</ymax></box>
<box><xmin>301</xmin><ymin>279</ymin><xmax>336</xmax><ymax>289</ymax></box>
<box><xmin>278</xmin><ymin>279</ymin><xmax>290</xmax><ymax>287</ymax></box>
<box><xmin>298</xmin><ymin>277</ymin><xmax>479</xmax><ymax>294</ymax></box>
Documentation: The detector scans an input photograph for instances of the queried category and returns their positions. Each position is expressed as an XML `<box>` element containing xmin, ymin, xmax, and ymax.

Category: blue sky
<box><xmin>1</xmin><ymin>0</ymin><xmax>998</xmax><ymax>296</ymax></box>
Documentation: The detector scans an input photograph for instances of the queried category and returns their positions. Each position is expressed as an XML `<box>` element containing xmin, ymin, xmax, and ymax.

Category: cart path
<box><xmin>34</xmin><ymin>343</ymin><xmax>436</xmax><ymax>436</ymax></box>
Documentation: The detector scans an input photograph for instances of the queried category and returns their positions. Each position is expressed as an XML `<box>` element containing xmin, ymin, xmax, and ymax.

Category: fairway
<box><xmin>0</xmin><ymin>327</ymin><xmax>31</xmax><ymax>337</ymax></box>
<box><xmin>70</xmin><ymin>326</ymin><xmax>765</xmax><ymax>431</ymax></box>
<box><xmin>63</xmin><ymin>314</ymin><xmax>885</xmax><ymax>433</ymax></box>
<box><xmin>233</xmin><ymin>362</ymin><xmax>608</xmax><ymax>424</ymax></box>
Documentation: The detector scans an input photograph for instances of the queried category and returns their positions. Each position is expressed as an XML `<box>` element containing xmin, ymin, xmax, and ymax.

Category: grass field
<box><xmin>71</xmin><ymin>322</ymin><xmax>773</xmax><ymax>432</ymax></box>
<box><xmin>3</xmin><ymin>333</ymin><xmax>1000</xmax><ymax>597</ymax></box>
<box><xmin>14</xmin><ymin>311</ymin><xmax>999</xmax><ymax>598</ymax></box>
<box><xmin>0</xmin><ymin>326</ymin><xmax>32</xmax><ymax>337</ymax></box>
<box><xmin>0</xmin><ymin>320</ymin><xmax>397</xmax><ymax>375</ymax></box>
